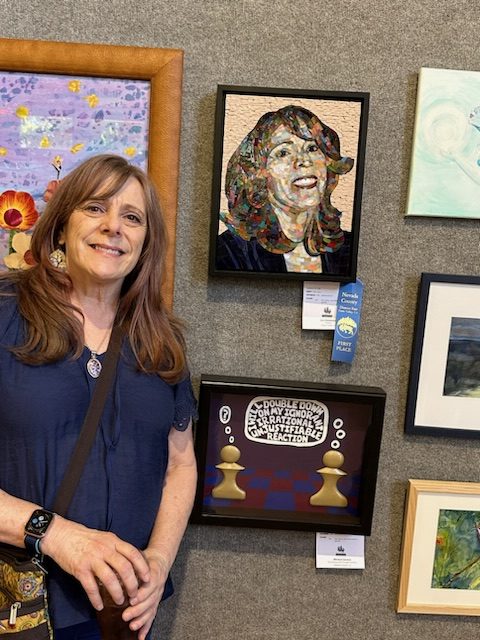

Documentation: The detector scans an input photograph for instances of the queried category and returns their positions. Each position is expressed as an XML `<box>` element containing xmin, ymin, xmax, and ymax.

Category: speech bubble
<box><xmin>244</xmin><ymin>396</ymin><xmax>328</xmax><ymax>447</ymax></box>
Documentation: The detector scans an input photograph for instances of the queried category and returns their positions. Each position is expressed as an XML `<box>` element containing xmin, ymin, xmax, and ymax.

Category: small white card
<box><xmin>302</xmin><ymin>282</ymin><xmax>339</xmax><ymax>330</ymax></box>
<box><xmin>315</xmin><ymin>533</ymin><xmax>365</xmax><ymax>569</ymax></box>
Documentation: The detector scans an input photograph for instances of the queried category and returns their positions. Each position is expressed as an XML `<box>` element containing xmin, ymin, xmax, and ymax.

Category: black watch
<box><xmin>24</xmin><ymin>509</ymin><xmax>55</xmax><ymax>557</ymax></box>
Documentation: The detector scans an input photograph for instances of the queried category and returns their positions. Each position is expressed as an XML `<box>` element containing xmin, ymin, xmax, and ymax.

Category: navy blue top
<box><xmin>0</xmin><ymin>291</ymin><xmax>197</xmax><ymax>629</ymax></box>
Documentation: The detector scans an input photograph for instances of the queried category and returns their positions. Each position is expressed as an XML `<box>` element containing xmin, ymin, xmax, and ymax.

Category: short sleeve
<box><xmin>172</xmin><ymin>372</ymin><xmax>198</xmax><ymax>431</ymax></box>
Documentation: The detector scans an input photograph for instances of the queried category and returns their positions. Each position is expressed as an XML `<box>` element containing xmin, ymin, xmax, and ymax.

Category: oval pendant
<box><xmin>86</xmin><ymin>356</ymin><xmax>102</xmax><ymax>379</ymax></box>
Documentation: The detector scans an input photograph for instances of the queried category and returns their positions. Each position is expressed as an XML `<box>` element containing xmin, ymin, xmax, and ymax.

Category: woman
<box><xmin>0</xmin><ymin>155</ymin><xmax>197</xmax><ymax>639</ymax></box>
<box><xmin>216</xmin><ymin>105</ymin><xmax>354</xmax><ymax>275</ymax></box>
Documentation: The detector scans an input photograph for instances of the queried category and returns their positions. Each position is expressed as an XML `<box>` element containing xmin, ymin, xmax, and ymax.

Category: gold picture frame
<box><xmin>0</xmin><ymin>37</ymin><xmax>183</xmax><ymax>307</ymax></box>
<box><xmin>398</xmin><ymin>479</ymin><xmax>480</xmax><ymax>616</ymax></box>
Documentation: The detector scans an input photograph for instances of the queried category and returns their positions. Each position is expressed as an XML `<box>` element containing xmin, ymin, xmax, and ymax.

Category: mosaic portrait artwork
<box><xmin>0</xmin><ymin>71</ymin><xmax>150</xmax><ymax>269</ymax></box>
<box><xmin>407</xmin><ymin>67</ymin><xmax>480</xmax><ymax>218</ymax></box>
<box><xmin>209</xmin><ymin>86</ymin><xmax>369</xmax><ymax>282</ymax></box>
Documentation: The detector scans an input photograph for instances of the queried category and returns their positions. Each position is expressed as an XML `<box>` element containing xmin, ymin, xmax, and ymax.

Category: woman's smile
<box><xmin>292</xmin><ymin>175</ymin><xmax>318</xmax><ymax>189</ymax></box>
<box><xmin>89</xmin><ymin>243</ymin><xmax>126</xmax><ymax>256</ymax></box>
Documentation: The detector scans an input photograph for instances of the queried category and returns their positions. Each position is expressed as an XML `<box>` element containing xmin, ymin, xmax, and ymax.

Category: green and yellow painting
<box><xmin>432</xmin><ymin>509</ymin><xmax>480</xmax><ymax>590</ymax></box>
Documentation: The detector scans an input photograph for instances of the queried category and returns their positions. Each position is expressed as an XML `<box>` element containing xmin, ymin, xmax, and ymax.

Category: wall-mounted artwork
<box><xmin>405</xmin><ymin>273</ymin><xmax>480</xmax><ymax>438</ymax></box>
<box><xmin>0</xmin><ymin>38</ymin><xmax>183</xmax><ymax>306</ymax></box>
<box><xmin>406</xmin><ymin>67</ymin><xmax>480</xmax><ymax>218</ymax></box>
<box><xmin>208</xmin><ymin>86</ymin><xmax>369</xmax><ymax>282</ymax></box>
<box><xmin>398</xmin><ymin>479</ymin><xmax>480</xmax><ymax>616</ymax></box>
<box><xmin>191</xmin><ymin>375</ymin><xmax>385</xmax><ymax>534</ymax></box>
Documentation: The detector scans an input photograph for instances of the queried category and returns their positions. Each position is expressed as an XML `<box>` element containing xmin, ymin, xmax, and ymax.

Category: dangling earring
<box><xmin>49</xmin><ymin>247</ymin><xmax>66</xmax><ymax>270</ymax></box>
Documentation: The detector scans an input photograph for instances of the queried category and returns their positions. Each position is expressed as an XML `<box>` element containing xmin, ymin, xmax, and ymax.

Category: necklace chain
<box><xmin>83</xmin><ymin>301</ymin><xmax>119</xmax><ymax>379</ymax></box>
<box><xmin>85</xmin><ymin>329</ymin><xmax>111</xmax><ymax>379</ymax></box>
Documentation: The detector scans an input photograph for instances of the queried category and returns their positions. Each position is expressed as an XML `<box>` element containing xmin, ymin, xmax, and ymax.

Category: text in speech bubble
<box><xmin>244</xmin><ymin>396</ymin><xmax>328</xmax><ymax>447</ymax></box>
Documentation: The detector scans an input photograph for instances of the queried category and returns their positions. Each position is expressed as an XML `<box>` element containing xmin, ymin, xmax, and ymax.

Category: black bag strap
<box><xmin>52</xmin><ymin>325</ymin><xmax>123</xmax><ymax>517</ymax></box>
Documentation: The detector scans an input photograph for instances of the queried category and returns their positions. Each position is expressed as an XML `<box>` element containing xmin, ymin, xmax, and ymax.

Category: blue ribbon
<box><xmin>331</xmin><ymin>279</ymin><xmax>364</xmax><ymax>363</ymax></box>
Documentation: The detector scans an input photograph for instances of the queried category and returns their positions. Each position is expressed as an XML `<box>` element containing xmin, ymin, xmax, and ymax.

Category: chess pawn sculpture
<box><xmin>212</xmin><ymin>445</ymin><xmax>246</xmax><ymax>500</ymax></box>
<box><xmin>309</xmin><ymin>450</ymin><xmax>348</xmax><ymax>508</ymax></box>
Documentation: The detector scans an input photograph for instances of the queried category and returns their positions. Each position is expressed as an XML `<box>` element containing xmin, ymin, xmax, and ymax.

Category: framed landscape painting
<box><xmin>405</xmin><ymin>273</ymin><xmax>480</xmax><ymax>438</ymax></box>
<box><xmin>0</xmin><ymin>38</ymin><xmax>183</xmax><ymax>306</ymax></box>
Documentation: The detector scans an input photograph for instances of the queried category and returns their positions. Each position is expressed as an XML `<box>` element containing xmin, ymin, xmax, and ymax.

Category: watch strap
<box><xmin>24</xmin><ymin>534</ymin><xmax>42</xmax><ymax>557</ymax></box>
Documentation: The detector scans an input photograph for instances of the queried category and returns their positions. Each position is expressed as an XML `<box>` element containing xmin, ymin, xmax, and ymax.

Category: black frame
<box><xmin>208</xmin><ymin>85</ymin><xmax>370</xmax><ymax>282</ymax></box>
<box><xmin>191</xmin><ymin>375</ymin><xmax>386</xmax><ymax>534</ymax></box>
<box><xmin>405</xmin><ymin>273</ymin><xmax>480</xmax><ymax>438</ymax></box>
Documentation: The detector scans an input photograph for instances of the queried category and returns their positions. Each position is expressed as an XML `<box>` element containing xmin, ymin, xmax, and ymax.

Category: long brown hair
<box><xmin>2</xmin><ymin>154</ymin><xmax>186</xmax><ymax>382</ymax></box>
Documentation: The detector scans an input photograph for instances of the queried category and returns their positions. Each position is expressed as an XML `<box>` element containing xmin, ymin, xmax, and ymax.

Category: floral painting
<box><xmin>432</xmin><ymin>509</ymin><xmax>480</xmax><ymax>590</ymax></box>
<box><xmin>0</xmin><ymin>71</ymin><xmax>150</xmax><ymax>269</ymax></box>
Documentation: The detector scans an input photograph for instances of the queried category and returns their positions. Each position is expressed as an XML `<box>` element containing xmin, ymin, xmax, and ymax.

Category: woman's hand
<box><xmin>41</xmin><ymin>515</ymin><xmax>150</xmax><ymax>611</ymax></box>
<box><xmin>122</xmin><ymin>547</ymin><xmax>170</xmax><ymax>640</ymax></box>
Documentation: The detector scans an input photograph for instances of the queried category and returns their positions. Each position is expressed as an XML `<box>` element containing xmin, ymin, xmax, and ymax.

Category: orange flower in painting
<box><xmin>0</xmin><ymin>190</ymin><xmax>39</xmax><ymax>231</ymax></box>
<box><xmin>43</xmin><ymin>180</ymin><xmax>62</xmax><ymax>202</ymax></box>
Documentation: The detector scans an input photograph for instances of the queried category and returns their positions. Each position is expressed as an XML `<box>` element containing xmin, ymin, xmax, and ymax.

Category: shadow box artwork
<box><xmin>0</xmin><ymin>37</ymin><xmax>183</xmax><ymax>307</ymax></box>
<box><xmin>398</xmin><ymin>479</ymin><xmax>480</xmax><ymax>616</ymax></box>
<box><xmin>191</xmin><ymin>375</ymin><xmax>386</xmax><ymax>534</ymax></box>
<box><xmin>208</xmin><ymin>85</ymin><xmax>369</xmax><ymax>282</ymax></box>
<box><xmin>406</xmin><ymin>67</ymin><xmax>480</xmax><ymax>219</ymax></box>
<box><xmin>405</xmin><ymin>273</ymin><xmax>480</xmax><ymax>438</ymax></box>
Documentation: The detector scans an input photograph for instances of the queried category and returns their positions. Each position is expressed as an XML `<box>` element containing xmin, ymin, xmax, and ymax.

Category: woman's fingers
<box><xmin>122</xmin><ymin>547</ymin><xmax>169</xmax><ymax>637</ymax></box>
<box><xmin>41</xmin><ymin>516</ymin><xmax>150</xmax><ymax>608</ymax></box>
<box><xmin>113</xmin><ymin>539</ymin><xmax>150</xmax><ymax>586</ymax></box>
<box><xmin>124</xmin><ymin>589</ymin><xmax>159</xmax><ymax>638</ymax></box>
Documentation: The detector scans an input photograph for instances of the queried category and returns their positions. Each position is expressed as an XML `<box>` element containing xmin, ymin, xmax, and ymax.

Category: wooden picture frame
<box><xmin>191</xmin><ymin>375</ymin><xmax>386</xmax><ymax>534</ymax></box>
<box><xmin>398</xmin><ymin>479</ymin><xmax>480</xmax><ymax>615</ymax></box>
<box><xmin>405</xmin><ymin>273</ymin><xmax>480</xmax><ymax>438</ymax></box>
<box><xmin>208</xmin><ymin>85</ymin><xmax>369</xmax><ymax>283</ymax></box>
<box><xmin>0</xmin><ymin>37</ymin><xmax>183</xmax><ymax>307</ymax></box>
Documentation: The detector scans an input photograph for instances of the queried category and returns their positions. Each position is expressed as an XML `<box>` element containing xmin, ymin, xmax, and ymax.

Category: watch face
<box><xmin>25</xmin><ymin>509</ymin><xmax>54</xmax><ymax>536</ymax></box>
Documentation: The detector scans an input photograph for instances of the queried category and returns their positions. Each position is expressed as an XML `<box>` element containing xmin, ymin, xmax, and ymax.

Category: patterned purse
<box><xmin>0</xmin><ymin>326</ymin><xmax>122</xmax><ymax>638</ymax></box>
<box><xmin>0</xmin><ymin>545</ymin><xmax>51</xmax><ymax>638</ymax></box>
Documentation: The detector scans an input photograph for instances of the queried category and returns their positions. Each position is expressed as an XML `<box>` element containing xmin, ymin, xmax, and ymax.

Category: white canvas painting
<box><xmin>406</xmin><ymin>67</ymin><xmax>480</xmax><ymax>218</ymax></box>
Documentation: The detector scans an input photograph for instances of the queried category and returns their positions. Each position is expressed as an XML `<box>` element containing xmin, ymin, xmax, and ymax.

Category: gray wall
<box><xmin>2</xmin><ymin>1</ymin><xmax>480</xmax><ymax>637</ymax></box>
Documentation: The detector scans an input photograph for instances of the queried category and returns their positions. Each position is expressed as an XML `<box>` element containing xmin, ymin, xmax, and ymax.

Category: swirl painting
<box><xmin>407</xmin><ymin>67</ymin><xmax>480</xmax><ymax>218</ymax></box>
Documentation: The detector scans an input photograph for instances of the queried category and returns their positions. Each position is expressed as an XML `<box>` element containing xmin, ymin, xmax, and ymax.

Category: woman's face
<box><xmin>265</xmin><ymin>124</ymin><xmax>327</xmax><ymax>213</ymax></box>
<box><xmin>59</xmin><ymin>176</ymin><xmax>147</xmax><ymax>292</ymax></box>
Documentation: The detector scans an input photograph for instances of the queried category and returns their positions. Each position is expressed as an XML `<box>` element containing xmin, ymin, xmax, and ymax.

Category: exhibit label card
<box><xmin>315</xmin><ymin>533</ymin><xmax>365</xmax><ymax>569</ymax></box>
<box><xmin>302</xmin><ymin>282</ymin><xmax>340</xmax><ymax>330</ymax></box>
